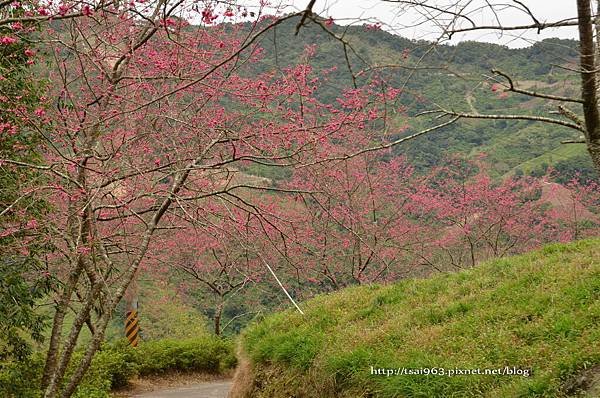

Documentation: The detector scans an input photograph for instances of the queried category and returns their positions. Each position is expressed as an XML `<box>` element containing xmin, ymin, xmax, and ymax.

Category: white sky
<box><xmin>246</xmin><ymin>0</ymin><xmax>579</xmax><ymax>48</ymax></box>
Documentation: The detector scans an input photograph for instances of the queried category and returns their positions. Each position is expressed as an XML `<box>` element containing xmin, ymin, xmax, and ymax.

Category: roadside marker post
<box><xmin>125</xmin><ymin>309</ymin><xmax>140</xmax><ymax>347</ymax></box>
<box><xmin>125</xmin><ymin>273</ymin><xmax>139</xmax><ymax>346</ymax></box>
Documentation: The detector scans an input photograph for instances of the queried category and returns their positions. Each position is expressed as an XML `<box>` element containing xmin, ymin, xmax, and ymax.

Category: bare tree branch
<box><xmin>432</xmin><ymin>106</ymin><xmax>586</xmax><ymax>132</ymax></box>
<box><xmin>491</xmin><ymin>69</ymin><xmax>584</xmax><ymax>104</ymax></box>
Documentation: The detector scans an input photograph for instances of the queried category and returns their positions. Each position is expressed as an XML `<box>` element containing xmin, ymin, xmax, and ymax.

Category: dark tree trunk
<box><xmin>214</xmin><ymin>300</ymin><xmax>224</xmax><ymax>336</ymax></box>
<box><xmin>576</xmin><ymin>0</ymin><xmax>600</xmax><ymax>175</ymax></box>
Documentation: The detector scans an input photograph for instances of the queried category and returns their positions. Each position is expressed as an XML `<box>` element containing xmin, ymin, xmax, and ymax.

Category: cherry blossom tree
<box><xmin>411</xmin><ymin>161</ymin><xmax>563</xmax><ymax>269</ymax></box>
<box><xmin>281</xmin><ymin>155</ymin><xmax>424</xmax><ymax>290</ymax></box>
<box><xmin>159</xmin><ymin>206</ymin><xmax>266</xmax><ymax>336</ymax></box>
<box><xmin>542</xmin><ymin>175</ymin><xmax>600</xmax><ymax>240</ymax></box>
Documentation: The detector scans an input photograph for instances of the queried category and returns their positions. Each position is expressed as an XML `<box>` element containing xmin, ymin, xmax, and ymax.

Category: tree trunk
<box><xmin>576</xmin><ymin>0</ymin><xmax>600</xmax><ymax>174</ymax></box>
<box><xmin>588</xmin><ymin>139</ymin><xmax>600</xmax><ymax>175</ymax></box>
<box><xmin>214</xmin><ymin>299</ymin><xmax>224</xmax><ymax>336</ymax></box>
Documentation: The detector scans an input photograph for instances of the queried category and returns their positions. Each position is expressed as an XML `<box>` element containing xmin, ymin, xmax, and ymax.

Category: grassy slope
<box><xmin>240</xmin><ymin>239</ymin><xmax>600</xmax><ymax>397</ymax></box>
<box><xmin>505</xmin><ymin>145</ymin><xmax>588</xmax><ymax>176</ymax></box>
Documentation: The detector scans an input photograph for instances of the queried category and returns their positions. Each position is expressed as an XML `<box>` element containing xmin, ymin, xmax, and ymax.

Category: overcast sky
<box><xmin>246</xmin><ymin>0</ymin><xmax>579</xmax><ymax>48</ymax></box>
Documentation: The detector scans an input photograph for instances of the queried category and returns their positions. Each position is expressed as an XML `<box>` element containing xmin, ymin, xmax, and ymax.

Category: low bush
<box><xmin>0</xmin><ymin>353</ymin><xmax>44</xmax><ymax>398</ymax></box>
<box><xmin>131</xmin><ymin>337</ymin><xmax>236</xmax><ymax>376</ymax></box>
<box><xmin>69</xmin><ymin>343</ymin><xmax>138</xmax><ymax>398</ymax></box>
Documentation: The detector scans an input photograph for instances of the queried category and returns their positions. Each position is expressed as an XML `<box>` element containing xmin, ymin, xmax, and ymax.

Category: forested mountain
<box><xmin>242</xmin><ymin>16</ymin><xmax>592</xmax><ymax>181</ymax></box>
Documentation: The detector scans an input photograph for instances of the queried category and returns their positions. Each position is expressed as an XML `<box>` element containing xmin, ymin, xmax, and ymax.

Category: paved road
<box><xmin>130</xmin><ymin>380</ymin><xmax>232</xmax><ymax>398</ymax></box>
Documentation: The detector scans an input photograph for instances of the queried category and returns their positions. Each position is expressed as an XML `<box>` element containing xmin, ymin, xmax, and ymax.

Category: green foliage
<box><xmin>553</xmin><ymin>153</ymin><xmax>599</xmax><ymax>184</ymax></box>
<box><xmin>242</xmin><ymin>238</ymin><xmax>600</xmax><ymax>397</ymax></box>
<box><xmin>0</xmin><ymin>353</ymin><xmax>44</xmax><ymax>398</ymax></box>
<box><xmin>131</xmin><ymin>337</ymin><xmax>236</xmax><ymax>375</ymax></box>
<box><xmin>68</xmin><ymin>343</ymin><xmax>137</xmax><ymax>398</ymax></box>
<box><xmin>0</xmin><ymin>12</ymin><xmax>51</xmax><ymax>372</ymax></box>
<box><xmin>0</xmin><ymin>336</ymin><xmax>236</xmax><ymax>398</ymax></box>
<box><xmin>0</xmin><ymin>258</ymin><xmax>51</xmax><ymax>362</ymax></box>
<box><xmin>0</xmin><ymin>19</ymin><xmax>45</xmax><ymax>210</ymax></box>
<box><xmin>241</xmin><ymin>163</ymin><xmax>293</xmax><ymax>182</ymax></box>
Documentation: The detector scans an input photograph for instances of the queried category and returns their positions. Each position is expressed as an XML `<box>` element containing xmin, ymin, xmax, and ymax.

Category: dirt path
<box><xmin>129</xmin><ymin>380</ymin><xmax>232</xmax><ymax>398</ymax></box>
<box><xmin>465</xmin><ymin>92</ymin><xmax>478</xmax><ymax>113</ymax></box>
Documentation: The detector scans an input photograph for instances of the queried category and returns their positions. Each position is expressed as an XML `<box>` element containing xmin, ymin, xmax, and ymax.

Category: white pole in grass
<box><xmin>260</xmin><ymin>256</ymin><xmax>305</xmax><ymax>315</ymax></box>
<box><xmin>218</xmin><ymin>197</ymin><xmax>304</xmax><ymax>315</ymax></box>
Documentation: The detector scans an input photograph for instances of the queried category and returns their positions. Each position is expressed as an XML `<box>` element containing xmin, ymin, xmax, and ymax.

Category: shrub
<box><xmin>74</xmin><ymin>344</ymin><xmax>138</xmax><ymax>395</ymax></box>
<box><xmin>0</xmin><ymin>353</ymin><xmax>44</xmax><ymax>398</ymax></box>
<box><xmin>133</xmin><ymin>337</ymin><xmax>236</xmax><ymax>375</ymax></box>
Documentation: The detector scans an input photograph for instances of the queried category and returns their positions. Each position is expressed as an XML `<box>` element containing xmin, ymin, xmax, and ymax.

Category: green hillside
<box><xmin>236</xmin><ymin>239</ymin><xmax>600</xmax><ymax>397</ymax></box>
<box><xmin>245</xmin><ymin>17</ymin><xmax>590</xmax><ymax>179</ymax></box>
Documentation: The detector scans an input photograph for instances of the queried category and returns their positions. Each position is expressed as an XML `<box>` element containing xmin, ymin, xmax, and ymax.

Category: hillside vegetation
<box><xmin>243</xmin><ymin>17</ymin><xmax>593</xmax><ymax>180</ymax></box>
<box><xmin>236</xmin><ymin>239</ymin><xmax>600</xmax><ymax>397</ymax></box>
<box><xmin>1</xmin><ymin>336</ymin><xmax>236</xmax><ymax>397</ymax></box>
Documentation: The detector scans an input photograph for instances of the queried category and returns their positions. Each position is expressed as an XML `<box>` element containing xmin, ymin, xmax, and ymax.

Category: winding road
<box><xmin>130</xmin><ymin>380</ymin><xmax>232</xmax><ymax>398</ymax></box>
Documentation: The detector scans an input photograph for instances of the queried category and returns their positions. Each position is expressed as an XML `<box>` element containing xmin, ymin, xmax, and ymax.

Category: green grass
<box><xmin>506</xmin><ymin>144</ymin><xmax>588</xmax><ymax>177</ymax></box>
<box><xmin>241</xmin><ymin>239</ymin><xmax>600</xmax><ymax>397</ymax></box>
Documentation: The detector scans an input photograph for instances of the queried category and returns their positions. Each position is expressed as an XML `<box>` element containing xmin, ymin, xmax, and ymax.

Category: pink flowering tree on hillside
<box><xmin>279</xmin><ymin>155</ymin><xmax>426</xmax><ymax>291</ymax></box>
<box><xmin>411</xmin><ymin>161</ymin><xmax>563</xmax><ymax>269</ymax></box>
<box><xmin>156</xmin><ymin>205</ymin><xmax>268</xmax><ymax>336</ymax></box>
<box><xmin>540</xmin><ymin>176</ymin><xmax>600</xmax><ymax>240</ymax></box>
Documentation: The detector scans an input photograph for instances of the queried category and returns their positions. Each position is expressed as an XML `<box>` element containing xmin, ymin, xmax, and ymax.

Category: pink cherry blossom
<box><xmin>1</xmin><ymin>36</ymin><xmax>17</xmax><ymax>45</ymax></box>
